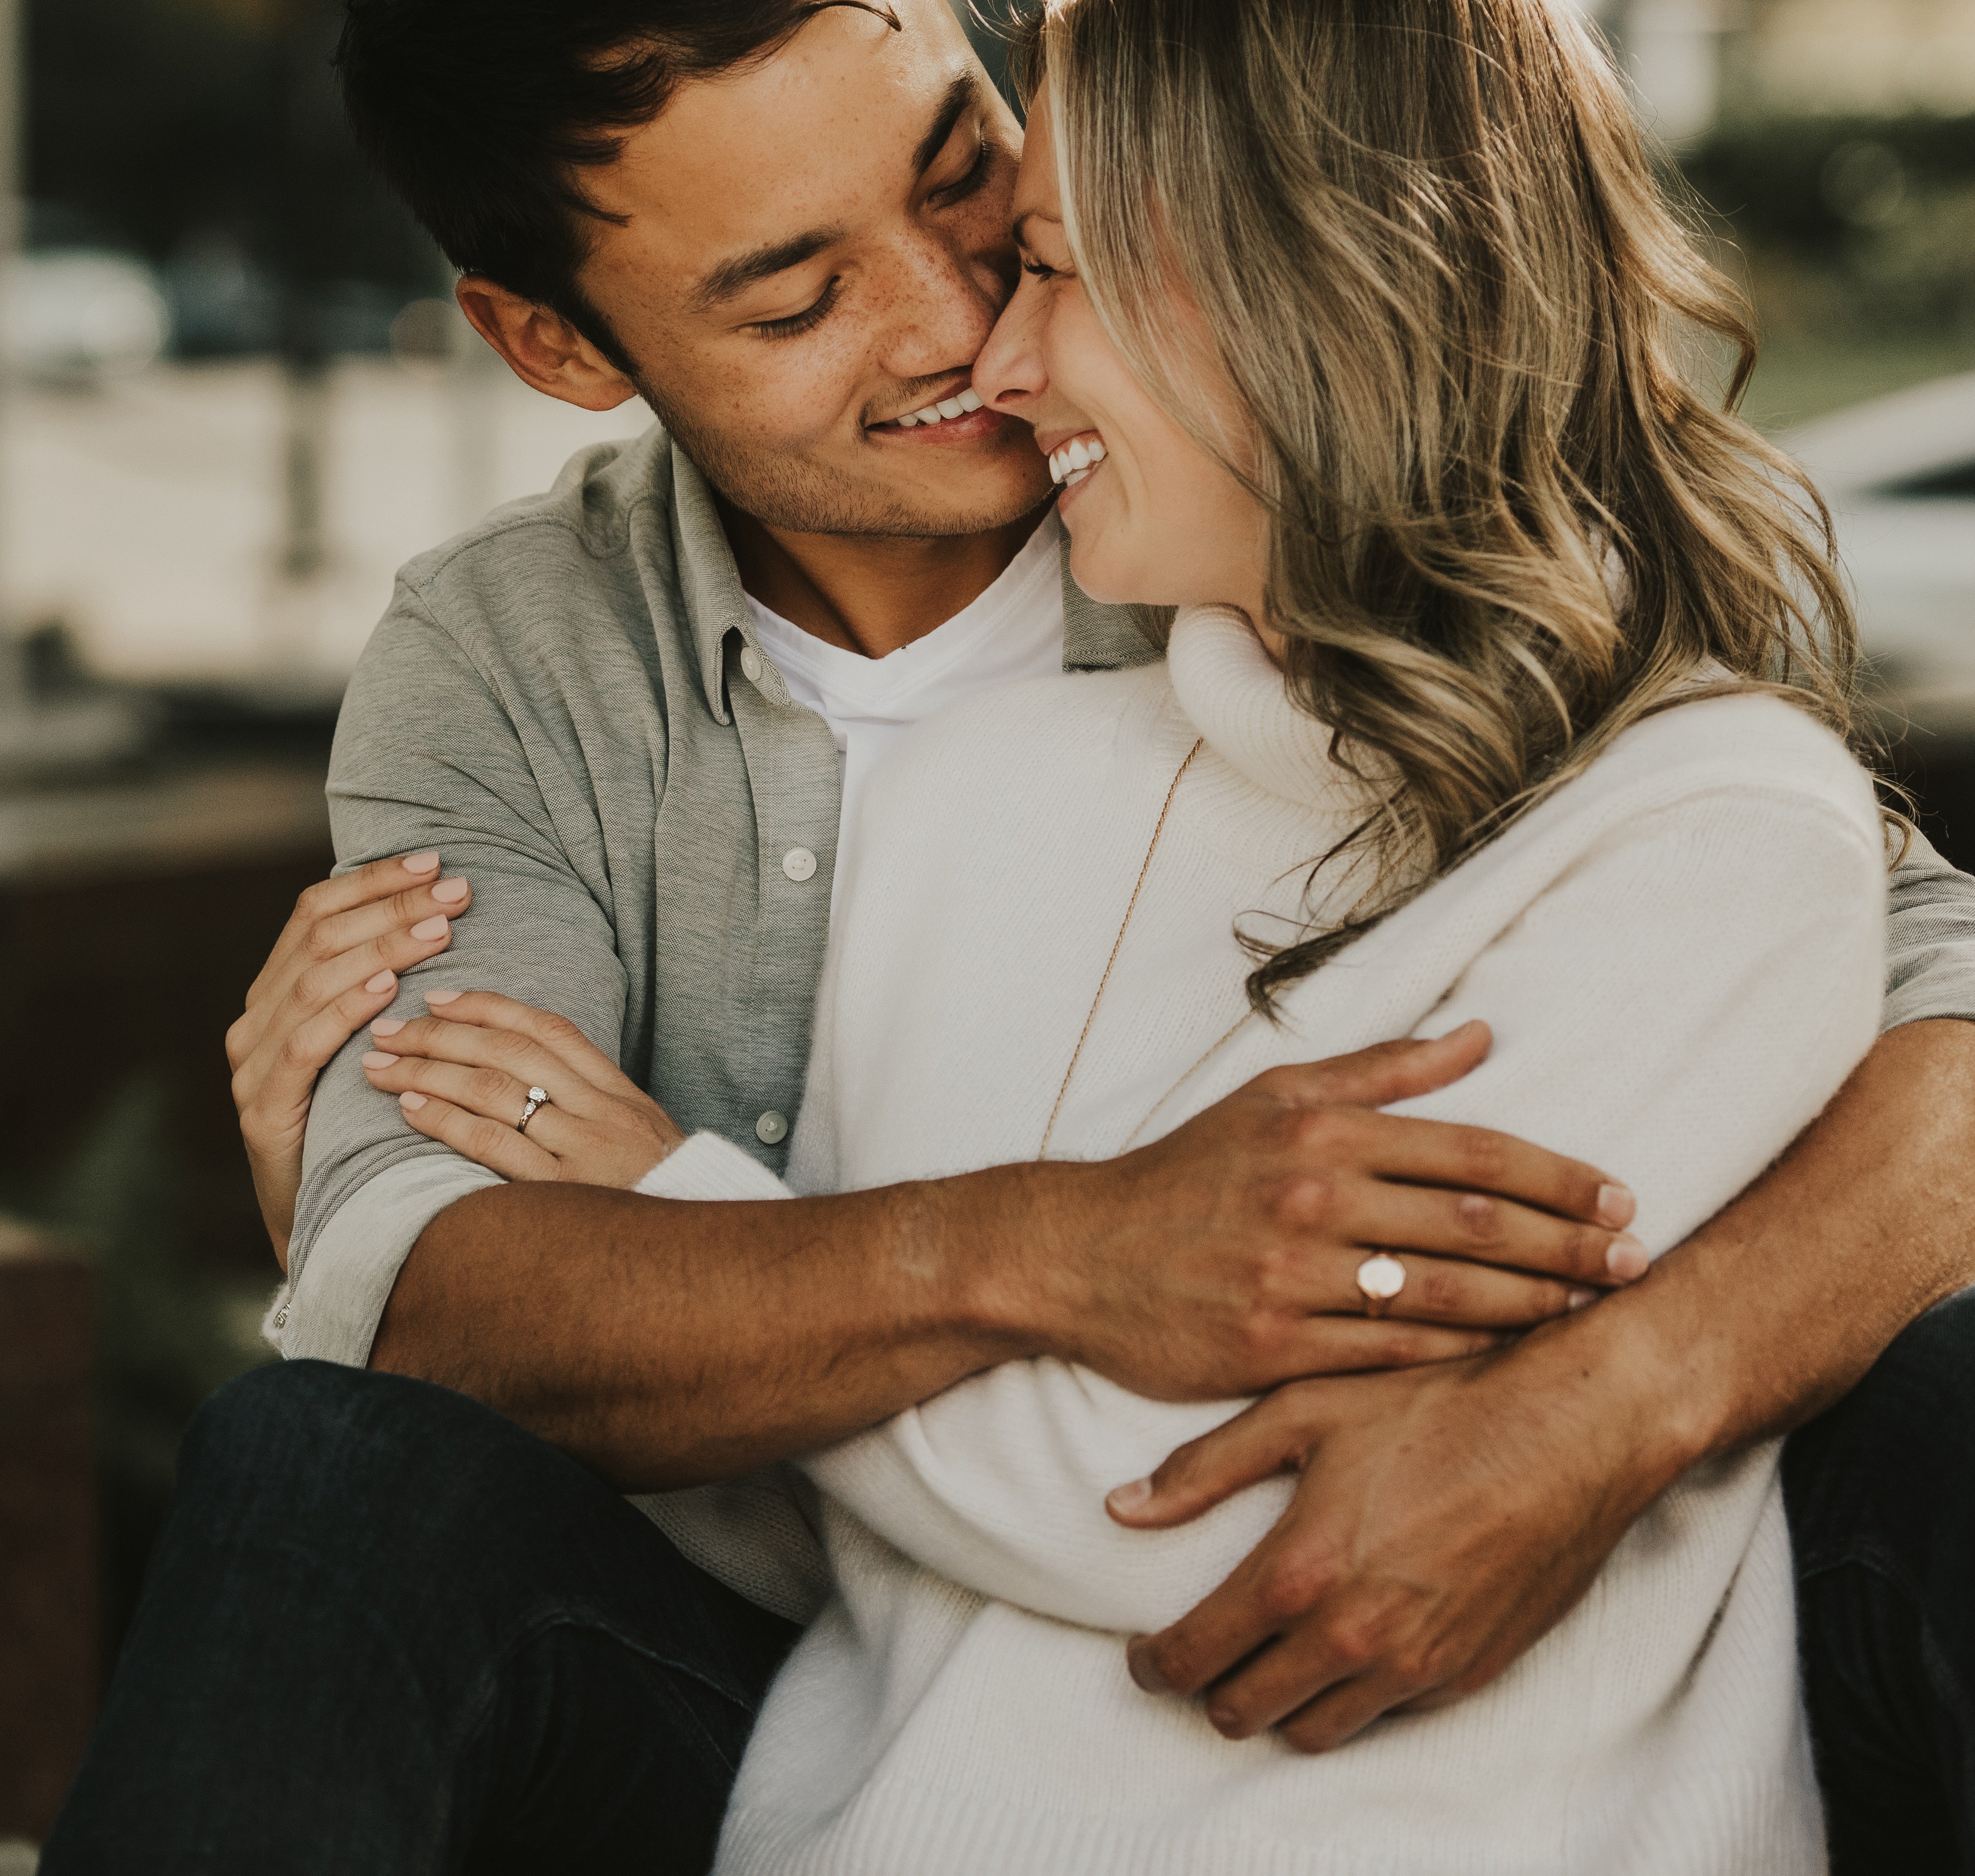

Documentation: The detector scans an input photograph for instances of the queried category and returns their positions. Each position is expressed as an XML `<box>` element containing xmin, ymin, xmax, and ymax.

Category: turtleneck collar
<box><xmin>1166</xmin><ymin>605</ymin><xmax>1360</xmax><ymax>810</ymax></box>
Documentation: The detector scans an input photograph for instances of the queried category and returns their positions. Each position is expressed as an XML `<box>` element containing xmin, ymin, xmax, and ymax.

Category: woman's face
<box><xmin>972</xmin><ymin>91</ymin><xmax>1272</xmax><ymax>624</ymax></box>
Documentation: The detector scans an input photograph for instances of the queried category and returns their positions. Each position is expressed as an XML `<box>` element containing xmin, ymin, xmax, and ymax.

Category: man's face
<box><xmin>576</xmin><ymin>0</ymin><xmax>1052</xmax><ymax>539</ymax></box>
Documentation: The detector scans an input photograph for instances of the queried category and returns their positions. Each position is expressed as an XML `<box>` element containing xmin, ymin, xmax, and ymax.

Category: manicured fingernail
<box><xmin>1567</xmin><ymin>1286</ymin><xmax>1597</xmax><ymax>1312</ymax></box>
<box><xmin>410</xmin><ymin>916</ymin><xmax>449</xmax><ymax>941</ymax></box>
<box><xmin>400</xmin><ymin>1092</ymin><xmax>427</xmax><ymax>1111</ymax></box>
<box><xmin>1107</xmin><ymin>1478</ymin><xmax>1153</xmax><ymax>1516</ymax></box>
<box><xmin>1126</xmin><ymin>1642</ymin><xmax>1169</xmax><ymax>1694</ymax></box>
<box><xmin>362</xmin><ymin>1051</ymin><xmax>400</xmax><ymax>1070</ymax></box>
<box><xmin>1596</xmin><ymin>1183</ymin><xmax>1636</xmax><ymax>1228</ymax></box>
<box><xmin>365</xmin><ymin>971</ymin><xmax>396</xmax><ymax>994</ymax></box>
<box><xmin>371</xmin><ymin>1017</ymin><xmax>405</xmax><ymax>1038</ymax></box>
<box><xmin>1607</xmin><ymin>1234</ymin><xmax>1649</xmax><ymax>1281</ymax></box>
<box><xmin>403</xmin><ymin>852</ymin><xmax>439</xmax><ymax>874</ymax></box>
<box><xmin>425</xmin><ymin>989</ymin><xmax>463</xmax><ymax>1006</ymax></box>
<box><xmin>431</xmin><ymin>877</ymin><xmax>469</xmax><ymax>905</ymax></box>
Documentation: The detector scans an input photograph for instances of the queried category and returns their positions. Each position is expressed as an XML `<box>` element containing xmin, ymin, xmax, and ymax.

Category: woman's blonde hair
<box><xmin>1018</xmin><ymin>0</ymin><xmax>1874</xmax><ymax>1004</ymax></box>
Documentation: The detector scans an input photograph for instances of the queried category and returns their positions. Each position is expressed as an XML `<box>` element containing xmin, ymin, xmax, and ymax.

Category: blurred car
<box><xmin>1781</xmin><ymin>372</ymin><xmax>1975</xmax><ymax>735</ymax></box>
<box><xmin>2</xmin><ymin>250</ymin><xmax>171</xmax><ymax>385</ymax></box>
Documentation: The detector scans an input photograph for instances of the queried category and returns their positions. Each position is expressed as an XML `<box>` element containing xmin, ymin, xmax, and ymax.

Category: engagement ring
<box><xmin>517</xmin><ymin>1086</ymin><xmax>550</xmax><ymax>1134</ymax></box>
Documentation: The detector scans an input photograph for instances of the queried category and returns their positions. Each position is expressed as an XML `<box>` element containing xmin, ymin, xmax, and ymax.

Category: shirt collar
<box><xmin>669</xmin><ymin>442</ymin><xmax>1167</xmax><ymax>722</ymax></box>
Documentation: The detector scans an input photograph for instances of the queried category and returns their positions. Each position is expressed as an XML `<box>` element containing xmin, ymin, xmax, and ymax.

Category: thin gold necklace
<box><xmin>1037</xmin><ymin>738</ymin><xmax>1256</xmax><ymax>1160</ymax></box>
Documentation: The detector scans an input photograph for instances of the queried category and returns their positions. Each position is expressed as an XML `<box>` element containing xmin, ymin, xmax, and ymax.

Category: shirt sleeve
<box><xmin>268</xmin><ymin>1157</ymin><xmax>502</xmax><ymax>1364</ymax></box>
<box><xmin>799</xmin><ymin>785</ymin><xmax>1887</xmax><ymax>1636</ymax></box>
<box><xmin>284</xmin><ymin>578</ymin><xmax>637</xmax><ymax>1350</ymax></box>
<box><xmin>1883</xmin><ymin>830</ymin><xmax>1975</xmax><ymax>1030</ymax></box>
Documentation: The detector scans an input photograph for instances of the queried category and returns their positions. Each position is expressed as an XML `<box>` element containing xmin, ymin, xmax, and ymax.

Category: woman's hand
<box><xmin>361</xmin><ymin>991</ymin><xmax>687</xmax><ymax>1187</ymax></box>
<box><xmin>229</xmin><ymin>852</ymin><xmax>475</xmax><ymax>1272</ymax></box>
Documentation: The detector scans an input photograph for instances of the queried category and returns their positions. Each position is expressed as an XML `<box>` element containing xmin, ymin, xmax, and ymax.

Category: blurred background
<box><xmin>0</xmin><ymin>0</ymin><xmax>1971</xmax><ymax>1854</ymax></box>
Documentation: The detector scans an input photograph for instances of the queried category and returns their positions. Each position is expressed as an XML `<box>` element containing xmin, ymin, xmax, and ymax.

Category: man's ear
<box><xmin>455</xmin><ymin>276</ymin><xmax>641</xmax><ymax>413</ymax></box>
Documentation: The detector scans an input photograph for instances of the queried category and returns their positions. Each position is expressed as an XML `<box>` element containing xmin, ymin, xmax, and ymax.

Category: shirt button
<box><xmin>740</xmin><ymin>646</ymin><xmax>765</xmax><ymax>684</ymax></box>
<box><xmin>782</xmin><ymin>847</ymin><xmax>818</xmax><ymax>883</ymax></box>
<box><xmin>756</xmin><ymin>1110</ymin><xmax>789</xmax><ymax>1146</ymax></box>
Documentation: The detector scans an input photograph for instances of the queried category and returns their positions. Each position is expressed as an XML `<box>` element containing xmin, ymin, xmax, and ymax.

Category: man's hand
<box><xmin>228</xmin><ymin>853</ymin><xmax>476</xmax><ymax>1270</ymax></box>
<box><xmin>1105</xmin><ymin>1021</ymin><xmax>1975</xmax><ymax>1754</ymax></box>
<box><xmin>1107</xmin><ymin>1335</ymin><xmax>1663</xmax><ymax>1750</ymax></box>
<box><xmin>1026</xmin><ymin>1022</ymin><xmax>1644</xmax><ymax>1397</ymax></box>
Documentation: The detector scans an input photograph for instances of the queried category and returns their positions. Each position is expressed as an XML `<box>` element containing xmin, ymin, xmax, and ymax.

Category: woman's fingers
<box><xmin>394</xmin><ymin>1089</ymin><xmax>563</xmax><ymax>1182</ymax></box>
<box><xmin>420</xmin><ymin>991</ymin><xmax>635</xmax><ymax>1093</ymax></box>
<box><xmin>245</xmin><ymin>852</ymin><xmax>442</xmax><ymax>1004</ymax></box>
<box><xmin>368</xmin><ymin>1013</ymin><xmax>609</xmax><ymax>1117</ymax></box>
<box><xmin>232</xmin><ymin>862</ymin><xmax>472</xmax><ymax>1069</ymax></box>
<box><xmin>364</xmin><ymin>1051</ymin><xmax>565</xmax><ymax>1139</ymax></box>
<box><xmin>232</xmin><ymin>908</ymin><xmax>459</xmax><ymax>1072</ymax></box>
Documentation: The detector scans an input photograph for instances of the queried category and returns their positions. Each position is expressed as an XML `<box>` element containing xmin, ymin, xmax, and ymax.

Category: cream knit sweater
<box><xmin>641</xmin><ymin>608</ymin><xmax>1886</xmax><ymax>1876</ymax></box>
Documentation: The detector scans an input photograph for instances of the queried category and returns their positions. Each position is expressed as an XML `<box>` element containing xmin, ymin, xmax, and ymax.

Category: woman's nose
<box><xmin>974</xmin><ymin>276</ymin><xmax>1049</xmax><ymax>413</ymax></box>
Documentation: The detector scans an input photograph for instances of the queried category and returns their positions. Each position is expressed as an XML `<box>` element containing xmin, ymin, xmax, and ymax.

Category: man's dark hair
<box><xmin>336</xmin><ymin>1</ymin><xmax>899</xmax><ymax>367</ymax></box>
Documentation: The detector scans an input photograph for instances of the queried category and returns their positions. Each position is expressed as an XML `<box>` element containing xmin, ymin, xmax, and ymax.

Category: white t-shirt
<box><xmin>745</xmin><ymin>512</ymin><xmax>1066</xmax><ymax>906</ymax></box>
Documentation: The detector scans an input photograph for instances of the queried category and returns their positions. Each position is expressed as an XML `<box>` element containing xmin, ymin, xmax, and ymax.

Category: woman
<box><xmin>334</xmin><ymin>0</ymin><xmax>1883</xmax><ymax>1866</ymax></box>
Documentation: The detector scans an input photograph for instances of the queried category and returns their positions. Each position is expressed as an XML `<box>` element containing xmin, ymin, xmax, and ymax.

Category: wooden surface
<box><xmin>0</xmin><ymin>1226</ymin><xmax>95</xmax><ymax>1842</ymax></box>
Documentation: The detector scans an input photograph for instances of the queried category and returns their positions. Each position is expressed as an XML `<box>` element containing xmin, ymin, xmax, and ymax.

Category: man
<box><xmin>41</xmin><ymin>1</ymin><xmax>1975</xmax><ymax>1870</ymax></box>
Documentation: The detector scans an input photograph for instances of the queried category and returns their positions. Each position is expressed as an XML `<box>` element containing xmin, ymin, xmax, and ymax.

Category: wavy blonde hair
<box><xmin>1018</xmin><ymin>0</ymin><xmax>1874</xmax><ymax>1004</ymax></box>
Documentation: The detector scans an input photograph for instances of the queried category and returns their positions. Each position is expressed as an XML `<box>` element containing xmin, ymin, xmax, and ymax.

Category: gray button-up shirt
<box><xmin>274</xmin><ymin>423</ymin><xmax>1975</xmax><ymax>1365</ymax></box>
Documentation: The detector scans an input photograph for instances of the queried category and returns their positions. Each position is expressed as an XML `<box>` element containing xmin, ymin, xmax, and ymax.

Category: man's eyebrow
<box><xmin>913</xmin><ymin>72</ymin><xmax>980</xmax><ymax>179</ymax></box>
<box><xmin>690</xmin><ymin>226</ymin><xmax>847</xmax><ymax>314</ymax></box>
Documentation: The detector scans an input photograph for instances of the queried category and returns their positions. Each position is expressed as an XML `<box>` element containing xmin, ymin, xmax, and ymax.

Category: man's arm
<box><xmin>368</xmin><ymin>1028</ymin><xmax>1634</xmax><ymax>1490</ymax></box>
<box><xmin>1118</xmin><ymin>1018</ymin><xmax>1975</xmax><ymax>1751</ymax></box>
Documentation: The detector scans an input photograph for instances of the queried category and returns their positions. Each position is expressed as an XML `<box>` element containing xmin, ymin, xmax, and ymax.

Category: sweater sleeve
<box><xmin>800</xmin><ymin>785</ymin><xmax>1886</xmax><ymax>1635</ymax></box>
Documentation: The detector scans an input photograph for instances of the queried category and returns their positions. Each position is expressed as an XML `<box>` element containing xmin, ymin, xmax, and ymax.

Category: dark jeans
<box><xmin>1786</xmin><ymin>1283</ymin><xmax>1975</xmax><ymax>1876</ymax></box>
<box><xmin>39</xmin><ymin>1362</ymin><xmax>798</xmax><ymax>1876</ymax></box>
<box><xmin>40</xmin><ymin>1290</ymin><xmax>1975</xmax><ymax>1873</ymax></box>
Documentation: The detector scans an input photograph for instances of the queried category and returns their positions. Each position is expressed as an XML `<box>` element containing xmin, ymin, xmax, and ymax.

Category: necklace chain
<box><xmin>1037</xmin><ymin>738</ymin><xmax>1255</xmax><ymax>1161</ymax></box>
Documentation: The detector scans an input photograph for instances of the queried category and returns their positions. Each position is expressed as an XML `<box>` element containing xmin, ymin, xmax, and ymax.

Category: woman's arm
<box><xmin>801</xmin><ymin>783</ymin><xmax>1887</xmax><ymax>1634</ymax></box>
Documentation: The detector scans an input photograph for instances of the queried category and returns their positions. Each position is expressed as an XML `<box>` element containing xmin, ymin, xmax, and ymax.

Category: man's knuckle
<box><xmin>1258</xmin><ymin>1557</ymin><xmax>1326</xmax><ymax>1622</ymax></box>
<box><xmin>1459</xmin><ymin>1129</ymin><xmax>1508</xmax><ymax>1185</ymax></box>
<box><xmin>1326</xmin><ymin>1616</ymin><xmax>1384</xmax><ymax>1672</ymax></box>
<box><xmin>1415</xmin><ymin>1267</ymin><xmax>1460</xmax><ymax>1314</ymax></box>
<box><xmin>1394</xmin><ymin>1639</ymin><xmax>1452</xmax><ymax>1690</ymax></box>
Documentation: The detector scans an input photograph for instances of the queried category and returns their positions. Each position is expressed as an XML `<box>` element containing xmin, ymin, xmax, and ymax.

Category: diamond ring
<box><xmin>516</xmin><ymin>1086</ymin><xmax>551</xmax><ymax>1134</ymax></box>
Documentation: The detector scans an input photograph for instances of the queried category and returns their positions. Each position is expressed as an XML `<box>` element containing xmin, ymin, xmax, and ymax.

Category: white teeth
<box><xmin>883</xmin><ymin>386</ymin><xmax>986</xmax><ymax>430</ymax></box>
<box><xmin>1047</xmin><ymin>435</ymin><xmax>1107</xmax><ymax>486</ymax></box>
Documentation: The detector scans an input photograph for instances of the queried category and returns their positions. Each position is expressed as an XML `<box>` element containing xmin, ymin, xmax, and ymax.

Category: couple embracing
<box><xmin>44</xmin><ymin>1</ymin><xmax>1975</xmax><ymax>1872</ymax></box>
